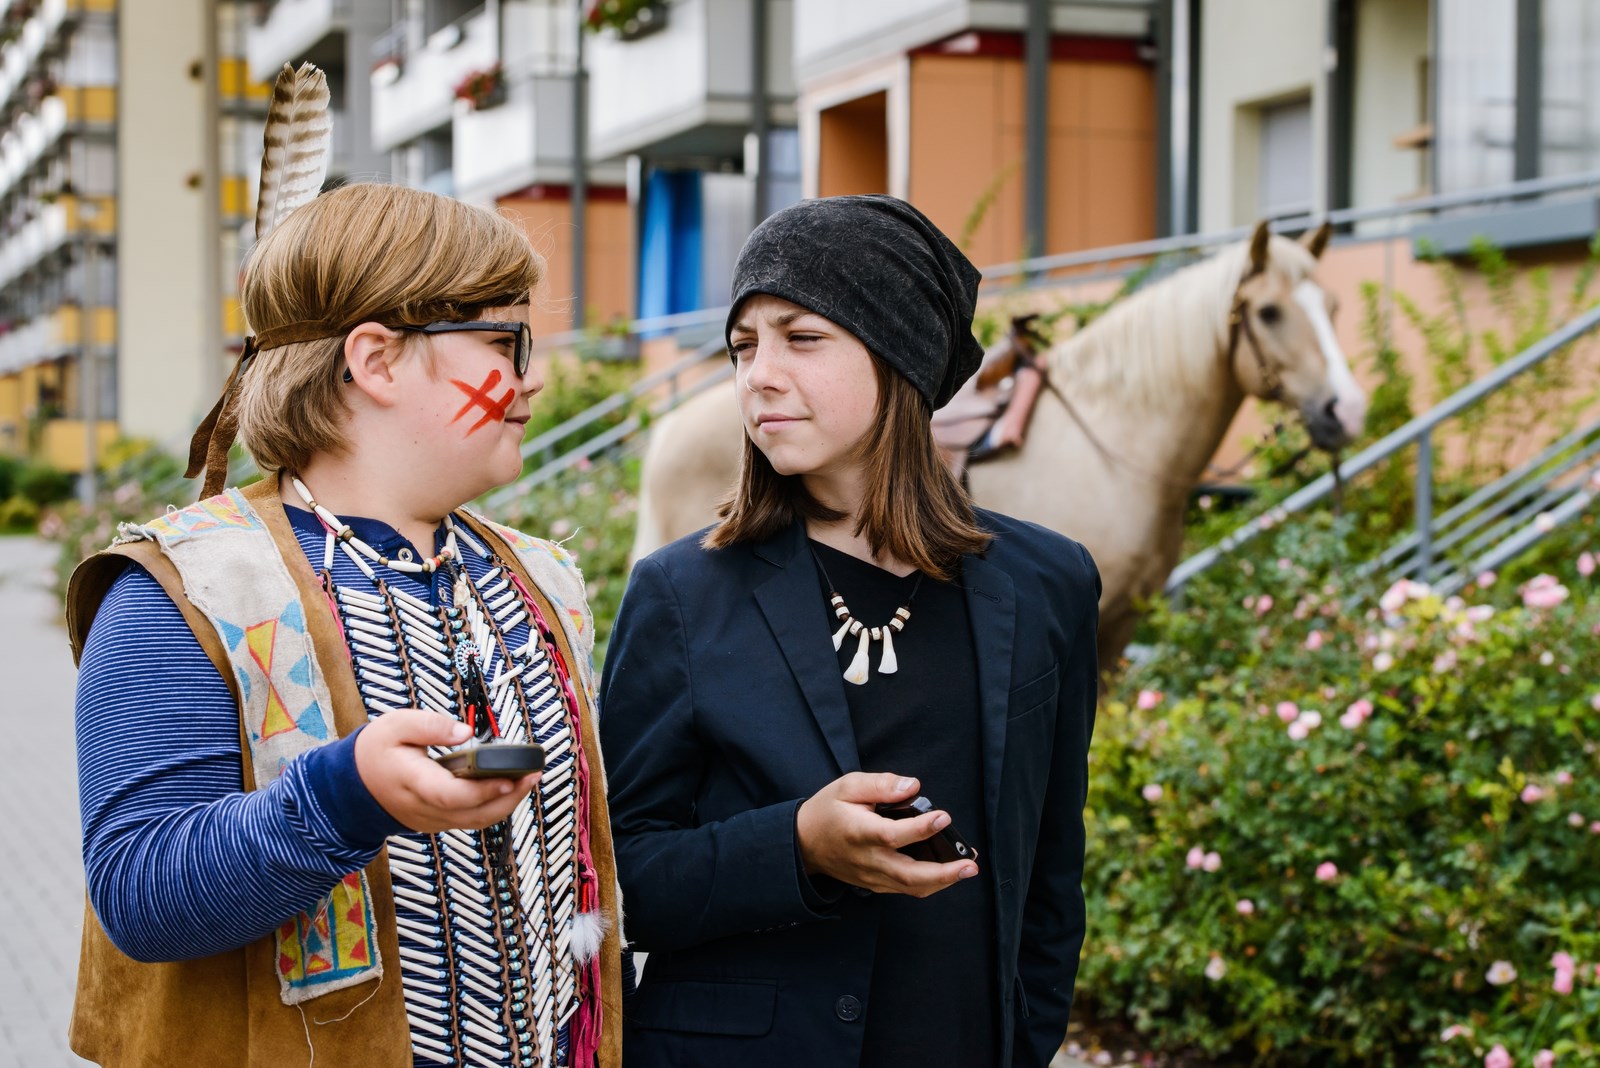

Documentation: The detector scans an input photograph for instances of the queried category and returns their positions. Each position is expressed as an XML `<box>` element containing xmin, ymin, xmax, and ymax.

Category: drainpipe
<box><xmin>1023</xmin><ymin>0</ymin><xmax>1049</xmax><ymax>262</ymax></box>
<box><xmin>751</xmin><ymin>0</ymin><xmax>769</xmax><ymax>226</ymax></box>
<box><xmin>572</xmin><ymin>0</ymin><xmax>588</xmax><ymax>331</ymax></box>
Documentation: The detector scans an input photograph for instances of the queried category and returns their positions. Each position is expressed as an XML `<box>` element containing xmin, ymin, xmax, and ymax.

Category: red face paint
<box><xmin>450</xmin><ymin>368</ymin><xmax>516</xmax><ymax>435</ymax></box>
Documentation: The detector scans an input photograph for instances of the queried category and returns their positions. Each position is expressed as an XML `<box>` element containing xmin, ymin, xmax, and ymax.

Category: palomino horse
<box><xmin>630</xmin><ymin>222</ymin><xmax>1368</xmax><ymax>676</ymax></box>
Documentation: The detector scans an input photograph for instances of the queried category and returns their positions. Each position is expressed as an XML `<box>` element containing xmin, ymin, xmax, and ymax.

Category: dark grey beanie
<box><xmin>725</xmin><ymin>194</ymin><xmax>985</xmax><ymax>411</ymax></box>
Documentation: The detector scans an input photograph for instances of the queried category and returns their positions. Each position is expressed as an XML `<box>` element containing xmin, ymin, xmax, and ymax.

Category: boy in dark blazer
<box><xmin>601</xmin><ymin>195</ymin><xmax>1099</xmax><ymax>1067</ymax></box>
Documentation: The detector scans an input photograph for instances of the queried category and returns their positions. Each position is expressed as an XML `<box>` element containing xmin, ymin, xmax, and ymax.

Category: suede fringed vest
<box><xmin>65</xmin><ymin>479</ymin><xmax>623</xmax><ymax>1068</ymax></box>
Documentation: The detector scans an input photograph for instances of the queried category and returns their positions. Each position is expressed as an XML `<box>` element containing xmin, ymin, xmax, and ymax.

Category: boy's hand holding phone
<box><xmin>354</xmin><ymin>708</ymin><xmax>541</xmax><ymax>833</ymax></box>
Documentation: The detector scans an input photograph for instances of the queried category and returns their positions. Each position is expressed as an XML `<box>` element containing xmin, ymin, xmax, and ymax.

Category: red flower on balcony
<box><xmin>453</xmin><ymin>63</ymin><xmax>505</xmax><ymax>112</ymax></box>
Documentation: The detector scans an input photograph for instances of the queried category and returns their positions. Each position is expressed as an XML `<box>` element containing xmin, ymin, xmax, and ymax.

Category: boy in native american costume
<box><xmin>66</xmin><ymin>65</ymin><xmax>621</xmax><ymax>1067</ymax></box>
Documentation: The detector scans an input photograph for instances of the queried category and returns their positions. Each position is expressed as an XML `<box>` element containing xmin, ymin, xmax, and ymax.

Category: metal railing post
<box><xmin>1414</xmin><ymin>432</ymin><xmax>1434</xmax><ymax>578</ymax></box>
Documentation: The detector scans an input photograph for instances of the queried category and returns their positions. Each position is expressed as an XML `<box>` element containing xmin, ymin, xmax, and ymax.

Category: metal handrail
<box><xmin>981</xmin><ymin>170</ymin><xmax>1600</xmax><ymax>283</ymax></box>
<box><xmin>1165</xmin><ymin>301</ymin><xmax>1600</xmax><ymax>593</ymax></box>
<box><xmin>518</xmin><ymin>337</ymin><xmax>726</xmax><ymax>460</ymax></box>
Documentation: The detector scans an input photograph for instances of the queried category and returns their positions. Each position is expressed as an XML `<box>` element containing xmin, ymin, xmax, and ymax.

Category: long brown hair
<box><xmin>702</xmin><ymin>354</ymin><xmax>990</xmax><ymax>580</ymax></box>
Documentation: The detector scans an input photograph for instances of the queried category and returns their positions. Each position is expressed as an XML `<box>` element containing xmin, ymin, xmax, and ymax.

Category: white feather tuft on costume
<box><xmin>570</xmin><ymin>910</ymin><xmax>609</xmax><ymax>964</ymax></box>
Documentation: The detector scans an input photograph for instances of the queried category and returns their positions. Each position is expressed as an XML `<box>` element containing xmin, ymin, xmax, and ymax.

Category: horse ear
<box><xmin>1248</xmin><ymin>220</ymin><xmax>1271</xmax><ymax>275</ymax></box>
<box><xmin>1302</xmin><ymin>220</ymin><xmax>1333</xmax><ymax>259</ymax></box>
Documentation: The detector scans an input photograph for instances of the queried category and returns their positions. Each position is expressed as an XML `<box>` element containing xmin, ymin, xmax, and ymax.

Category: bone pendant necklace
<box><xmin>811</xmin><ymin>546</ymin><xmax>924</xmax><ymax>685</ymax></box>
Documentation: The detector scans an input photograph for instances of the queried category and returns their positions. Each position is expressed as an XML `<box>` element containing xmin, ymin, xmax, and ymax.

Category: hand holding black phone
<box><xmin>875</xmin><ymin>795</ymin><xmax>978</xmax><ymax>864</ymax></box>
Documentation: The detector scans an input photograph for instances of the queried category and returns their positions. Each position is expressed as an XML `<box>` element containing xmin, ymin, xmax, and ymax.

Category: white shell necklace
<box><xmin>289</xmin><ymin>475</ymin><xmax>459</xmax><ymax>579</ymax></box>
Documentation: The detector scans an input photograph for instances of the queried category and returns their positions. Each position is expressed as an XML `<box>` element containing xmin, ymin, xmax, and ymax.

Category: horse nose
<box><xmin>1304</xmin><ymin>397</ymin><xmax>1351</xmax><ymax>451</ymax></box>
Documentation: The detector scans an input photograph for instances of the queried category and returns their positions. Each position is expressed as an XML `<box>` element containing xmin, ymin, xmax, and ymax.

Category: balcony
<box><xmin>792</xmin><ymin>0</ymin><xmax>1152</xmax><ymax>85</ymax></box>
<box><xmin>0</xmin><ymin>200</ymin><xmax>70</xmax><ymax>291</ymax></box>
<box><xmin>0</xmin><ymin>318</ymin><xmax>59</xmax><ymax>376</ymax></box>
<box><xmin>371</xmin><ymin>5</ymin><xmax>496</xmax><ymax>152</ymax></box>
<box><xmin>245</xmin><ymin>0</ymin><xmax>348</xmax><ymax>81</ymax></box>
<box><xmin>587</xmin><ymin>0</ymin><xmax>796</xmax><ymax>163</ymax></box>
<box><xmin>454</xmin><ymin>73</ymin><xmax>577</xmax><ymax>202</ymax></box>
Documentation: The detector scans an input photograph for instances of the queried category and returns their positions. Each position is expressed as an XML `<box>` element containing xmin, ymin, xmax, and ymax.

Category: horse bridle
<box><xmin>1227</xmin><ymin>265</ymin><xmax>1285</xmax><ymax>403</ymax></box>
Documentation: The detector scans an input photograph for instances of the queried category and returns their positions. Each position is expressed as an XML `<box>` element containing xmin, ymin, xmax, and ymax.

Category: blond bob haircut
<box><xmin>703</xmin><ymin>353</ymin><xmax>990</xmax><ymax>581</ymax></box>
<box><xmin>236</xmin><ymin>183</ymin><xmax>544</xmax><ymax>474</ymax></box>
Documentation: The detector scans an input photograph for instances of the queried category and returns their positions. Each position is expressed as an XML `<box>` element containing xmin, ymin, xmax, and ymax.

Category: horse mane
<box><xmin>1045</xmin><ymin>235</ymin><xmax>1320</xmax><ymax>408</ymax></box>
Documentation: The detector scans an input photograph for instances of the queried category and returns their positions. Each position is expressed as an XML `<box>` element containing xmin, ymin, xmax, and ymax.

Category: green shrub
<box><xmin>16</xmin><ymin>461</ymin><xmax>75</xmax><ymax>505</ymax></box>
<box><xmin>1084</xmin><ymin>515</ymin><xmax>1600</xmax><ymax>1066</ymax></box>
<box><xmin>495</xmin><ymin>454</ymin><xmax>641</xmax><ymax>664</ymax></box>
<box><xmin>0</xmin><ymin>454</ymin><xmax>19</xmax><ymax>501</ymax></box>
<box><xmin>0</xmin><ymin>494</ymin><xmax>40</xmax><ymax>530</ymax></box>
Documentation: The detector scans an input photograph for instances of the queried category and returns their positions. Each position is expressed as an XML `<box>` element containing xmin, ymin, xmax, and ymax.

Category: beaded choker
<box><xmin>810</xmin><ymin>546</ymin><xmax>924</xmax><ymax>686</ymax></box>
<box><xmin>289</xmin><ymin>475</ymin><xmax>457</xmax><ymax>575</ymax></box>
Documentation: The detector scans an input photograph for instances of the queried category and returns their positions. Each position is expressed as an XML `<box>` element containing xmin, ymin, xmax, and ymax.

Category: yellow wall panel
<box><xmin>222</xmin><ymin>175</ymin><xmax>250</xmax><ymax>218</ymax></box>
<box><xmin>63</xmin><ymin>86</ymin><xmax>117</xmax><ymax>124</ymax></box>
<box><xmin>40</xmin><ymin>420</ymin><xmax>119</xmax><ymax>473</ymax></box>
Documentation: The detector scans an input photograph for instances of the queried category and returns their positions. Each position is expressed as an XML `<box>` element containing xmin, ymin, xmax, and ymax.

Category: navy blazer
<box><xmin>599</xmin><ymin>510</ymin><xmax>1099</xmax><ymax>1067</ymax></box>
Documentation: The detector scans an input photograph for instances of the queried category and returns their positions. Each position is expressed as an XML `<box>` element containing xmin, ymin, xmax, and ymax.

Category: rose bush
<box><xmin>1080</xmin><ymin>512</ymin><xmax>1600</xmax><ymax>1066</ymax></box>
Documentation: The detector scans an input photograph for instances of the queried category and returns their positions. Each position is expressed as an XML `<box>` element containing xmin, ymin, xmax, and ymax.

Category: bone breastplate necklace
<box><xmin>810</xmin><ymin>546</ymin><xmax>925</xmax><ymax>685</ymax></box>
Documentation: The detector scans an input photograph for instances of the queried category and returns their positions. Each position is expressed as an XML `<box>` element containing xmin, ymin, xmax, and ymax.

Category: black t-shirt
<box><xmin>809</xmin><ymin>541</ymin><xmax>998</xmax><ymax>1067</ymax></box>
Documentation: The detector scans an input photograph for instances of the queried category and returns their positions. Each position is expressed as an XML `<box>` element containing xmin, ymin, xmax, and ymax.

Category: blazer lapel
<box><xmin>961</xmin><ymin>551</ymin><xmax>1015</xmax><ymax>849</ymax></box>
<box><xmin>753</xmin><ymin>525</ymin><xmax>861</xmax><ymax>775</ymax></box>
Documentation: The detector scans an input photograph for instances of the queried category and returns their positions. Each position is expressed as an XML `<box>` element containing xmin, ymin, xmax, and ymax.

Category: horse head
<box><xmin>1229</xmin><ymin>221</ymin><xmax>1367</xmax><ymax>450</ymax></box>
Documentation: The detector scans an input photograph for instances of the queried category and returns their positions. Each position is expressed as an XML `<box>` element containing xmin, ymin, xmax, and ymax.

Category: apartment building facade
<box><xmin>0</xmin><ymin>0</ymin><xmax>117</xmax><ymax>466</ymax></box>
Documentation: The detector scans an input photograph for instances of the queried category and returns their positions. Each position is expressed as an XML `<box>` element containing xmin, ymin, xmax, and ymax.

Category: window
<box><xmin>1541</xmin><ymin>0</ymin><xmax>1600</xmax><ymax>177</ymax></box>
<box><xmin>1258</xmin><ymin>97</ymin><xmax>1313</xmax><ymax>218</ymax></box>
<box><xmin>1435</xmin><ymin>0</ymin><xmax>1515</xmax><ymax>193</ymax></box>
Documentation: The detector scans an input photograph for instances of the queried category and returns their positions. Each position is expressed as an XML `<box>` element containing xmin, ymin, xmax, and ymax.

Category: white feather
<box><xmin>570</xmin><ymin>909</ymin><xmax>608</xmax><ymax>964</ymax></box>
<box><xmin>255</xmin><ymin>62</ymin><xmax>332</xmax><ymax>242</ymax></box>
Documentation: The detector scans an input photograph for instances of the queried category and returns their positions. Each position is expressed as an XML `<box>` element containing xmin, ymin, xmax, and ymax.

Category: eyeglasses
<box><xmin>341</xmin><ymin>319</ymin><xmax>534</xmax><ymax>382</ymax></box>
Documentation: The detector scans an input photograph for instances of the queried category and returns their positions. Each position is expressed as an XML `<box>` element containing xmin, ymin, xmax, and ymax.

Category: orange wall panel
<box><xmin>497</xmin><ymin>193</ymin><xmax>634</xmax><ymax>339</ymax></box>
<box><xmin>819</xmin><ymin>92</ymin><xmax>890</xmax><ymax>198</ymax></box>
<box><xmin>909</xmin><ymin>52</ymin><xmax>1156</xmax><ymax>265</ymax></box>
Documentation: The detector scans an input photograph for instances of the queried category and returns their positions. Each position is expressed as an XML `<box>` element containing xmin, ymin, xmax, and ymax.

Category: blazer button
<box><xmin>835</xmin><ymin>995</ymin><xmax>862</xmax><ymax>1022</ymax></box>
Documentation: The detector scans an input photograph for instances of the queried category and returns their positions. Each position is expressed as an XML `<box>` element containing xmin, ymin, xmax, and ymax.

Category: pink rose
<box><xmin>1484</xmin><ymin>1044</ymin><xmax>1513</xmax><ymax>1068</ymax></box>
<box><xmin>1204</xmin><ymin>955</ymin><xmax>1226</xmax><ymax>981</ymax></box>
<box><xmin>1534</xmin><ymin>1051</ymin><xmax>1555</xmax><ymax>1068</ymax></box>
<box><xmin>1440</xmin><ymin>1024</ymin><xmax>1472</xmax><ymax>1042</ymax></box>
<box><xmin>1315</xmin><ymin>861</ymin><xmax>1338</xmax><ymax>882</ymax></box>
<box><xmin>1373</xmin><ymin>651</ymin><xmax>1394</xmax><ymax>672</ymax></box>
<box><xmin>1485</xmin><ymin>961</ymin><xmax>1518</xmax><ymax>985</ymax></box>
<box><xmin>1521</xmin><ymin>574</ymin><xmax>1570</xmax><ymax>609</ymax></box>
<box><xmin>1570</xmin><ymin>812</ymin><xmax>1586</xmax><ymax>827</ymax></box>
<box><xmin>1535</xmin><ymin>512</ymin><xmax>1556</xmax><ymax>533</ymax></box>
<box><xmin>1522</xmin><ymin>784</ymin><xmax>1546</xmax><ymax>803</ymax></box>
<box><xmin>1591</xmin><ymin>821</ymin><xmax>1600</xmax><ymax>835</ymax></box>
<box><xmin>1276</xmin><ymin>701</ymin><xmax>1300</xmax><ymax>723</ymax></box>
<box><xmin>1235</xmin><ymin>899</ymin><xmax>1254</xmax><ymax>915</ymax></box>
<box><xmin>1304</xmin><ymin>630</ymin><xmax>1325</xmax><ymax>651</ymax></box>
<box><xmin>1255</xmin><ymin>594</ymin><xmax>1274</xmax><ymax>616</ymax></box>
<box><xmin>1476</xmin><ymin>570</ymin><xmax>1497</xmax><ymax>588</ymax></box>
<box><xmin>1579</xmin><ymin>551</ymin><xmax>1596</xmax><ymax>578</ymax></box>
<box><xmin>1553</xmin><ymin>968</ymin><xmax>1574</xmax><ymax>995</ymax></box>
<box><xmin>1142</xmin><ymin>783</ymin><xmax>1164</xmax><ymax>803</ymax></box>
<box><xmin>1555</xmin><ymin>771</ymin><xmax>1573</xmax><ymax>785</ymax></box>
<box><xmin>1339</xmin><ymin>707</ymin><xmax>1366</xmax><ymax>730</ymax></box>
<box><xmin>1202</xmin><ymin>851</ymin><xmax>1222</xmax><ymax>873</ymax></box>
<box><xmin>1186</xmin><ymin>846</ymin><xmax>1205</xmax><ymax>869</ymax></box>
<box><xmin>1287</xmin><ymin>721</ymin><xmax>1310</xmax><ymax>741</ymax></box>
<box><xmin>1136</xmin><ymin>689</ymin><xmax>1163</xmax><ymax>711</ymax></box>
<box><xmin>1590</xmin><ymin>692</ymin><xmax>1600</xmax><ymax>712</ymax></box>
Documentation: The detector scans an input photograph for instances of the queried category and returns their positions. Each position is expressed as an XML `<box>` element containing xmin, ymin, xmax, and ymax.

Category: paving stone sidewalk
<box><xmin>0</xmin><ymin>536</ymin><xmax>90</xmax><ymax>1067</ymax></box>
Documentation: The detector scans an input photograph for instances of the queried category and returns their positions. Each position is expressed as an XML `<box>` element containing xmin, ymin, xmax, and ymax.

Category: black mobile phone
<box><xmin>874</xmin><ymin>795</ymin><xmax>979</xmax><ymax>864</ymax></box>
<box><xmin>433</xmin><ymin>742</ymin><xmax>546</xmax><ymax>780</ymax></box>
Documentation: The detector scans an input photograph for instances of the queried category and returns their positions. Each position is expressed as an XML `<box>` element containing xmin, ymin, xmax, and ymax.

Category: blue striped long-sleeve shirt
<box><xmin>74</xmin><ymin>512</ymin><xmax>414</xmax><ymax>962</ymax></box>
